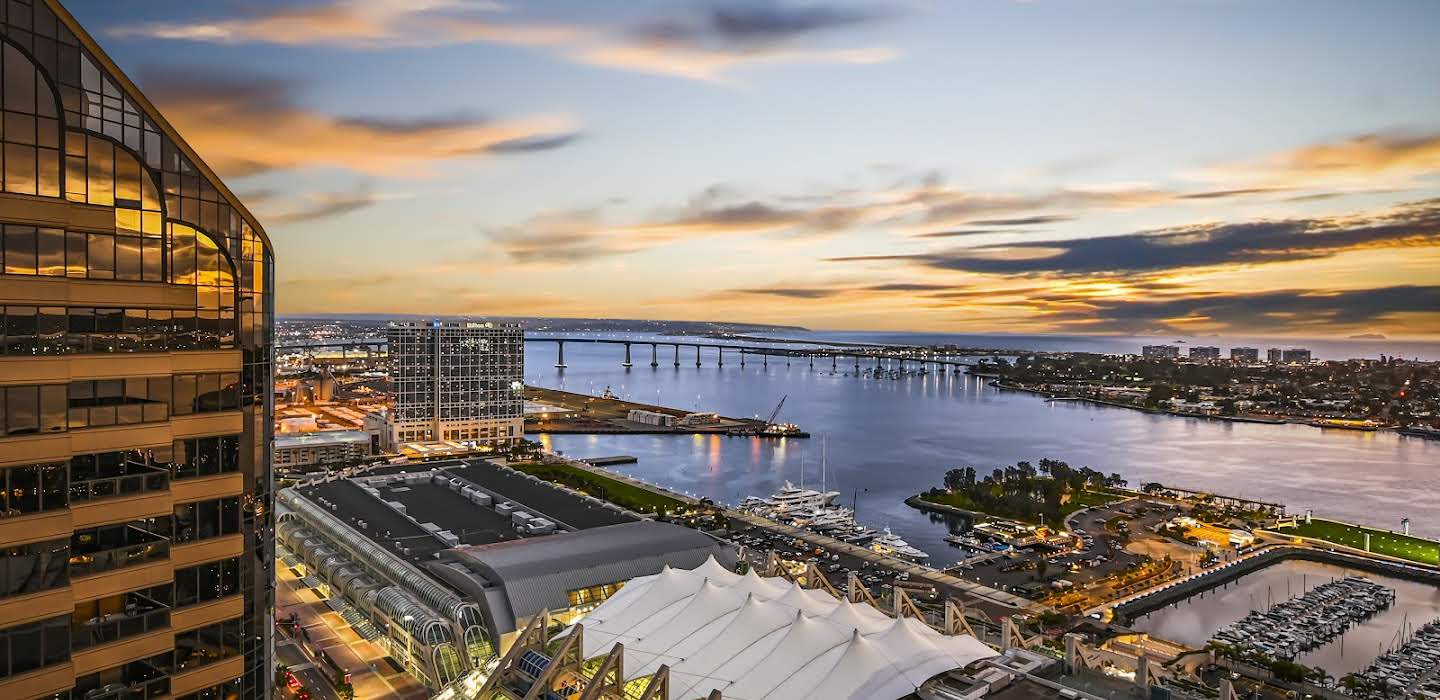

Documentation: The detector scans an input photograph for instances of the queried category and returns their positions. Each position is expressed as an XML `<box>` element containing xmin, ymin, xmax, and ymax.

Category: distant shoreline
<box><xmin>987</xmin><ymin>381</ymin><xmax>1415</xmax><ymax>434</ymax></box>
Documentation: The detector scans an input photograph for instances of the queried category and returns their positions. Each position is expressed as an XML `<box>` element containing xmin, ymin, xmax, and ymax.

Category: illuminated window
<box><xmin>565</xmin><ymin>582</ymin><xmax>624</xmax><ymax>609</ymax></box>
<box><xmin>0</xmin><ymin>42</ymin><xmax>61</xmax><ymax>197</ymax></box>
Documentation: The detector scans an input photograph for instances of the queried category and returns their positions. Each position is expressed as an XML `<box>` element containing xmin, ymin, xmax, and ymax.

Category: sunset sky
<box><xmin>66</xmin><ymin>0</ymin><xmax>1440</xmax><ymax>338</ymax></box>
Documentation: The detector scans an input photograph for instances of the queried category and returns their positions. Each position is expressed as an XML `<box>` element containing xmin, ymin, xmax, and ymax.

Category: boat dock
<box><xmin>1211</xmin><ymin>577</ymin><xmax>1394</xmax><ymax>660</ymax></box>
<box><xmin>1353</xmin><ymin>618</ymin><xmax>1440</xmax><ymax>697</ymax></box>
<box><xmin>579</xmin><ymin>455</ymin><xmax>639</xmax><ymax>466</ymax></box>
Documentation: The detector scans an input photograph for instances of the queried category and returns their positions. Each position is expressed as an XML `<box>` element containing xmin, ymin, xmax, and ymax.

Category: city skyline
<box><xmin>65</xmin><ymin>0</ymin><xmax>1440</xmax><ymax>338</ymax></box>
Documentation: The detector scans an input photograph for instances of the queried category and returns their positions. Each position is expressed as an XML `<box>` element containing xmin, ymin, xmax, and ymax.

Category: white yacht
<box><xmin>766</xmin><ymin>481</ymin><xmax>841</xmax><ymax>512</ymax></box>
<box><xmin>797</xmin><ymin>506</ymin><xmax>857</xmax><ymax>532</ymax></box>
<box><xmin>870</xmin><ymin>527</ymin><xmax>929</xmax><ymax>562</ymax></box>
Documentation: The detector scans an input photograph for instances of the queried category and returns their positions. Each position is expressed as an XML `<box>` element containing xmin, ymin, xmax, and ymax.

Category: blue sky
<box><xmin>64</xmin><ymin>0</ymin><xmax>1440</xmax><ymax>336</ymax></box>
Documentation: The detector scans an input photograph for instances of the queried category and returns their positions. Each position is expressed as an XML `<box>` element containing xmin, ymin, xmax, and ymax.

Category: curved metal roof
<box><xmin>452</xmin><ymin>520</ymin><xmax>733</xmax><ymax>635</ymax></box>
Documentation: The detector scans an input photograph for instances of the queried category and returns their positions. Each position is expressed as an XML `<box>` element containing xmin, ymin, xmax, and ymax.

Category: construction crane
<box><xmin>764</xmin><ymin>395</ymin><xmax>787</xmax><ymax>429</ymax></box>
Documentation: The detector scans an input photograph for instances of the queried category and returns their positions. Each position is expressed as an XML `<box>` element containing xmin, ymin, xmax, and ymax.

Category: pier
<box><xmin>1108</xmin><ymin>546</ymin><xmax>1440</xmax><ymax>623</ymax></box>
<box><xmin>525</xmin><ymin>385</ymin><xmax>809</xmax><ymax>437</ymax></box>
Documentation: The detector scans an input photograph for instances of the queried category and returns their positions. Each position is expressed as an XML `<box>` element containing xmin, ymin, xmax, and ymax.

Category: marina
<box><xmin>736</xmin><ymin>439</ymin><xmax>929</xmax><ymax>561</ymax></box>
<box><xmin>1132</xmin><ymin>559</ymin><xmax>1440</xmax><ymax>676</ymax></box>
<box><xmin>1210</xmin><ymin>577</ymin><xmax>1395</xmax><ymax>660</ymax></box>
<box><xmin>1351</xmin><ymin>619</ymin><xmax>1440</xmax><ymax>698</ymax></box>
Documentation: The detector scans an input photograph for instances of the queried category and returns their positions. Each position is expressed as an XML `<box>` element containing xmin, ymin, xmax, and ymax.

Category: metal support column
<box><xmin>623</xmin><ymin>342</ymin><xmax>633</xmax><ymax>368</ymax></box>
<box><xmin>555</xmin><ymin>341</ymin><xmax>567</xmax><ymax>368</ymax></box>
<box><xmin>650</xmin><ymin>343</ymin><xmax>659</xmax><ymax>367</ymax></box>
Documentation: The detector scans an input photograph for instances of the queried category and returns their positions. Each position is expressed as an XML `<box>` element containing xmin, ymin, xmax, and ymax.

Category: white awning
<box><xmin>572</xmin><ymin>555</ymin><xmax>997</xmax><ymax>700</ymax></box>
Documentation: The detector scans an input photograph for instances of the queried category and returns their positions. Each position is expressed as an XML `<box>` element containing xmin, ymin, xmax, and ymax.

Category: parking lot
<box><xmin>730</xmin><ymin>523</ymin><xmax>933</xmax><ymax>600</ymax></box>
<box><xmin>937</xmin><ymin>498</ymin><xmax>1202</xmax><ymax>603</ymax></box>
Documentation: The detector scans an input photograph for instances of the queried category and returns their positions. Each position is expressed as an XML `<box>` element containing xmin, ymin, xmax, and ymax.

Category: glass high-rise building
<box><xmin>387</xmin><ymin>321</ymin><xmax>524</xmax><ymax>448</ymax></box>
<box><xmin>0</xmin><ymin>2</ymin><xmax>274</xmax><ymax>699</ymax></box>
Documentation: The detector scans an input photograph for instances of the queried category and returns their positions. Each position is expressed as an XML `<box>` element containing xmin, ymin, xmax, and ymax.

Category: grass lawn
<box><xmin>509</xmin><ymin>461</ymin><xmax>689</xmax><ymax>515</ymax></box>
<box><xmin>1281</xmin><ymin>519</ymin><xmax>1440</xmax><ymax>566</ymax></box>
<box><xmin>1069</xmin><ymin>489</ymin><xmax>1128</xmax><ymax>509</ymax></box>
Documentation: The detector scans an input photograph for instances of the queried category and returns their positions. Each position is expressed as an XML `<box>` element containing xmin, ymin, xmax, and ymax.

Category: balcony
<box><xmin>73</xmin><ymin>589</ymin><xmax>171</xmax><ymax>652</ymax></box>
<box><xmin>73</xmin><ymin>652</ymin><xmax>172</xmax><ymax>700</ymax></box>
<box><xmin>69</xmin><ymin>462</ymin><xmax>170</xmax><ymax>504</ymax></box>
<box><xmin>70</xmin><ymin>524</ymin><xmax>170</xmax><ymax>578</ymax></box>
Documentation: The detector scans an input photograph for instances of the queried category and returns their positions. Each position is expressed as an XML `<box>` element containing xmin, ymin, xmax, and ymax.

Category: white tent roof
<box><xmin>573</xmin><ymin>555</ymin><xmax>997</xmax><ymax>700</ymax></box>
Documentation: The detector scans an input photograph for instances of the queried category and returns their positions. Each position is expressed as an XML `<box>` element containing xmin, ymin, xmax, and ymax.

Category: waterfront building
<box><xmin>273</xmin><ymin>430</ymin><xmax>372</xmax><ymax>473</ymax></box>
<box><xmin>275</xmin><ymin>459</ymin><xmax>730</xmax><ymax>690</ymax></box>
<box><xmin>1188</xmin><ymin>346</ymin><xmax>1221</xmax><ymax>360</ymax></box>
<box><xmin>1142</xmin><ymin>344</ymin><xmax>1180</xmax><ymax>359</ymax></box>
<box><xmin>0</xmin><ymin>3</ymin><xmax>274</xmax><ymax>699</ymax></box>
<box><xmin>487</xmin><ymin>556</ymin><xmax>997</xmax><ymax>699</ymax></box>
<box><xmin>1230</xmin><ymin>347</ymin><xmax>1260</xmax><ymax>362</ymax></box>
<box><xmin>386</xmin><ymin>320</ymin><xmax>524</xmax><ymax>447</ymax></box>
<box><xmin>1267</xmin><ymin>347</ymin><xmax>1284</xmax><ymax>363</ymax></box>
<box><xmin>1282</xmin><ymin>348</ymin><xmax>1312</xmax><ymax>363</ymax></box>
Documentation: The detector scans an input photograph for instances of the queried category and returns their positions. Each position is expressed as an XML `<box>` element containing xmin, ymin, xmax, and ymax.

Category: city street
<box><xmin>276</xmin><ymin>559</ymin><xmax>430</xmax><ymax>700</ymax></box>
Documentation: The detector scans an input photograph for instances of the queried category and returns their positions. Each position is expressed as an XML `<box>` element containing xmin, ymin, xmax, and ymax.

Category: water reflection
<box><xmin>528</xmin><ymin>335</ymin><xmax>1438</xmax><ymax>566</ymax></box>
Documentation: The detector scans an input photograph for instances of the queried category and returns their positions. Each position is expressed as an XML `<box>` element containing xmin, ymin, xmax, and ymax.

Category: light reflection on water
<box><xmin>527</xmin><ymin>335</ymin><xmax>1439</xmax><ymax>567</ymax></box>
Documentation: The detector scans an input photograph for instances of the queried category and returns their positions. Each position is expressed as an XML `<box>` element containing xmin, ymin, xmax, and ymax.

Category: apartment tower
<box><xmin>0</xmin><ymin>2</ymin><xmax>274</xmax><ymax>699</ymax></box>
<box><xmin>386</xmin><ymin>321</ymin><xmax>523</xmax><ymax>448</ymax></box>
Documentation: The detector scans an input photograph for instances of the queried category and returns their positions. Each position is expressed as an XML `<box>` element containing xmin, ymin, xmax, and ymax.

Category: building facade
<box><xmin>1141</xmin><ymin>344</ymin><xmax>1180</xmax><ymax>359</ymax></box>
<box><xmin>1281</xmin><ymin>348</ymin><xmax>1312</xmax><ymax>363</ymax></box>
<box><xmin>1266</xmin><ymin>348</ymin><xmax>1284</xmax><ymax>363</ymax></box>
<box><xmin>1188</xmin><ymin>346</ymin><xmax>1220</xmax><ymax>360</ymax></box>
<box><xmin>273</xmin><ymin>431</ymin><xmax>371</xmax><ymax>474</ymax></box>
<box><xmin>0</xmin><ymin>3</ymin><xmax>274</xmax><ymax>699</ymax></box>
<box><xmin>1230</xmin><ymin>347</ymin><xmax>1260</xmax><ymax>362</ymax></box>
<box><xmin>275</xmin><ymin>460</ymin><xmax>731</xmax><ymax>692</ymax></box>
<box><xmin>387</xmin><ymin>321</ymin><xmax>523</xmax><ymax>446</ymax></box>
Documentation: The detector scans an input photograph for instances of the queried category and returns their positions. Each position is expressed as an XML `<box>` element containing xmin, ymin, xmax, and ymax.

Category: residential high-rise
<box><xmin>1282</xmin><ymin>348</ymin><xmax>1313</xmax><ymax>363</ymax></box>
<box><xmin>1188</xmin><ymin>346</ymin><xmax>1221</xmax><ymax>360</ymax></box>
<box><xmin>387</xmin><ymin>321</ymin><xmax>524</xmax><ymax>447</ymax></box>
<box><xmin>0</xmin><ymin>3</ymin><xmax>274</xmax><ymax>700</ymax></box>
<box><xmin>1141</xmin><ymin>344</ymin><xmax>1180</xmax><ymax>359</ymax></box>
<box><xmin>1267</xmin><ymin>348</ymin><xmax>1284</xmax><ymax>363</ymax></box>
<box><xmin>1230</xmin><ymin>347</ymin><xmax>1260</xmax><ymax>362</ymax></box>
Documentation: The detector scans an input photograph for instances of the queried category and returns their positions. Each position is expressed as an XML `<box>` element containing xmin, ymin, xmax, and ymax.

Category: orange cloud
<box><xmin>112</xmin><ymin>0</ymin><xmax>578</xmax><ymax>49</ymax></box>
<box><xmin>111</xmin><ymin>0</ymin><xmax>900</xmax><ymax>83</ymax></box>
<box><xmin>138</xmin><ymin>67</ymin><xmax>580</xmax><ymax>178</ymax></box>
<box><xmin>1196</xmin><ymin>131</ymin><xmax>1440</xmax><ymax>187</ymax></box>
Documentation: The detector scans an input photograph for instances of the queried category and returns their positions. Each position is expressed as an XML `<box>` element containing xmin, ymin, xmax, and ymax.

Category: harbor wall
<box><xmin>1114</xmin><ymin>546</ymin><xmax>1440</xmax><ymax>623</ymax></box>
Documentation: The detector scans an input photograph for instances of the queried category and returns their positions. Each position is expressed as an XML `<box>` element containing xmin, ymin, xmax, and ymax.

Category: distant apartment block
<box><xmin>1230</xmin><ymin>347</ymin><xmax>1260</xmax><ymax>362</ymax></box>
<box><xmin>387</xmin><ymin>320</ymin><xmax>524</xmax><ymax>446</ymax></box>
<box><xmin>1282</xmin><ymin>348</ymin><xmax>1313</xmax><ymax>363</ymax></box>
<box><xmin>274</xmin><ymin>430</ymin><xmax>372</xmax><ymax>472</ymax></box>
<box><xmin>1267</xmin><ymin>348</ymin><xmax>1285</xmax><ymax>363</ymax></box>
<box><xmin>1189</xmin><ymin>346</ymin><xmax>1221</xmax><ymax>360</ymax></box>
<box><xmin>1142</xmin><ymin>344</ymin><xmax>1181</xmax><ymax>358</ymax></box>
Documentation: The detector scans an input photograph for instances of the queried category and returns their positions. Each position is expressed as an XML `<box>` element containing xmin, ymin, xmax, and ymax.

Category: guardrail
<box><xmin>70</xmin><ymin>465</ymin><xmax>169</xmax><ymax>503</ymax></box>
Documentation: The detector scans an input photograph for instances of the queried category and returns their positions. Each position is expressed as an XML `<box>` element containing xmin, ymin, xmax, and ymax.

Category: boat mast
<box><xmin>821</xmin><ymin>435</ymin><xmax>827</xmax><ymax>494</ymax></box>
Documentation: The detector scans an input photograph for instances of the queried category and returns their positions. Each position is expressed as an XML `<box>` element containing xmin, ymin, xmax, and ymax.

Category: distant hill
<box><xmin>277</xmin><ymin>314</ymin><xmax>808</xmax><ymax>335</ymax></box>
